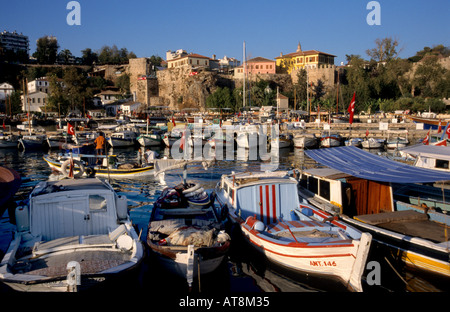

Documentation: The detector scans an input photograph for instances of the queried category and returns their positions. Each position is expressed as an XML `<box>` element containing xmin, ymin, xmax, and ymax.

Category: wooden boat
<box><xmin>301</xmin><ymin>146</ymin><xmax>450</xmax><ymax>280</ymax></box>
<box><xmin>361</xmin><ymin>137</ymin><xmax>385</xmax><ymax>149</ymax></box>
<box><xmin>146</xmin><ymin>181</ymin><xmax>231</xmax><ymax>288</ymax></box>
<box><xmin>215</xmin><ymin>171</ymin><xmax>372</xmax><ymax>292</ymax></box>
<box><xmin>409</xmin><ymin>115</ymin><xmax>449</xmax><ymax>130</ymax></box>
<box><xmin>46</xmin><ymin>133</ymin><xmax>74</xmax><ymax>149</ymax></box>
<box><xmin>320</xmin><ymin>132</ymin><xmax>342</xmax><ymax>148</ymax></box>
<box><xmin>0</xmin><ymin>177</ymin><xmax>144</xmax><ymax>292</ymax></box>
<box><xmin>0</xmin><ymin>133</ymin><xmax>19</xmax><ymax>148</ymax></box>
<box><xmin>43</xmin><ymin>152</ymin><xmax>155</xmax><ymax>179</ymax></box>
<box><xmin>18</xmin><ymin>134</ymin><xmax>47</xmax><ymax>150</ymax></box>
<box><xmin>293</xmin><ymin>133</ymin><xmax>318</xmax><ymax>149</ymax></box>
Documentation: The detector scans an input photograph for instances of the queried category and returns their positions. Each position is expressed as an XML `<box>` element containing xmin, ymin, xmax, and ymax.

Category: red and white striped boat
<box><xmin>215</xmin><ymin>171</ymin><xmax>372</xmax><ymax>292</ymax></box>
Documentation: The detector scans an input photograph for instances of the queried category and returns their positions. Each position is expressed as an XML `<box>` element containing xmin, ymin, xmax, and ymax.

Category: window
<box><xmin>319</xmin><ymin>180</ymin><xmax>330</xmax><ymax>201</ymax></box>
<box><xmin>89</xmin><ymin>195</ymin><xmax>108</xmax><ymax>211</ymax></box>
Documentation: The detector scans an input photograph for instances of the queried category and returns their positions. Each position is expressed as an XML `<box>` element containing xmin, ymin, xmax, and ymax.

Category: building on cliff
<box><xmin>234</xmin><ymin>56</ymin><xmax>276</xmax><ymax>79</ymax></box>
<box><xmin>167</xmin><ymin>53</ymin><xmax>211</xmax><ymax>69</ymax></box>
<box><xmin>275</xmin><ymin>42</ymin><xmax>336</xmax><ymax>74</ymax></box>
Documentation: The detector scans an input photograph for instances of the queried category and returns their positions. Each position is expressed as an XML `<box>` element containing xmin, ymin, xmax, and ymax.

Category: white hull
<box><xmin>241</xmin><ymin>222</ymin><xmax>371</xmax><ymax>292</ymax></box>
<box><xmin>293</xmin><ymin>135</ymin><xmax>317</xmax><ymax>149</ymax></box>
<box><xmin>361</xmin><ymin>138</ymin><xmax>385</xmax><ymax>149</ymax></box>
<box><xmin>107</xmin><ymin>138</ymin><xmax>135</xmax><ymax>147</ymax></box>
<box><xmin>320</xmin><ymin>138</ymin><xmax>341</xmax><ymax>148</ymax></box>
<box><xmin>138</xmin><ymin>135</ymin><xmax>162</xmax><ymax>147</ymax></box>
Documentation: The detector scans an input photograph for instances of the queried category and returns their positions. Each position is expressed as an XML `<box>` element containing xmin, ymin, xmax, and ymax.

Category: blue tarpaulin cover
<box><xmin>304</xmin><ymin>146</ymin><xmax>450</xmax><ymax>183</ymax></box>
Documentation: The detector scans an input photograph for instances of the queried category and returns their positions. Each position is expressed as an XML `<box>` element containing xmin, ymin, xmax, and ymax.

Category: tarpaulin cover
<box><xmin>304</xmin><ymin>146</ymin><xmax>450</xmax><ymax>183</ymax></box>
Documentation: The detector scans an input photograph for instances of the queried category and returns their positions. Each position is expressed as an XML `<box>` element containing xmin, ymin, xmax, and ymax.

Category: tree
<box><xmin>366</xmin><ymin>37</ymin><xmax>401</xmax><ymax>63</ymax></box>
<box><xmin>57</xmin><ymin>49</ymin><xmax>74</xmax><ymax>64</ymax></box>
<box><xmin>413</xmin><ymin>56</ymin><xmax>446</xmax><ymax>97</ymax></box>
<box><xmin>81</xmin><ymin>48</ymin><xmax>98</xmax><ymax>65</ymax></box>
<box><xmin>115</xmin><ymin>73</ymin><xmax>130</xmax><ymax>96</ymax></box>
<box><xmin>206</xmin><ymin>87</ymin><xmax>235</xmax><ymax>110</ymax></box>
<box><xmin>33</xmin><ymin>36</ymin><xmax>59</xmax><ymax>64</ymax></box>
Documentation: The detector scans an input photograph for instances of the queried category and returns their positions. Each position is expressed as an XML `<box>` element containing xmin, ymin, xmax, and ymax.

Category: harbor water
<box><xmin>0</xmin><ymin>144</ymin><xmax>448</xmax><ymax>294</ymax></box>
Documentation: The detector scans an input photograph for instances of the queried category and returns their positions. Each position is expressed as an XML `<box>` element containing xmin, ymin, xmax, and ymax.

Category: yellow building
<box><xmin>275</xmin><ymin>43</ymin><xmax>336</xmax><ymax>74</ymax></box>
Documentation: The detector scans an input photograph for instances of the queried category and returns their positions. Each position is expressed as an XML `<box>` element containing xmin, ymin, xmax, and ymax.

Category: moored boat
<box><xmin>301</xmin><ymin>146</ymin><xmax>450</xmax><ymax>281</ymax></box>
<box><xmin>18</xmin><ymin>134</ymin><xmax>47</xmax><ymax>150</ymax></box>
<box><xmin>361</xmin><ymin>137</ymin><xmax>385</xmax><ymax>149</ymax></box>
<box><xmin>146</xmin><ymin>182</ymin><xmax>230</xmax><ymax>288</ymax></box>
<box><xmin>320</xmin><ymin>132</ymin><xmax>342</xmax><ymax>148</ymax></box>
<box><xmin>293</xmin><ymin>133</ymin><xmax>318</xmax><ymax>149</ymax></box>
<box><xmin>215</xmin><ymin>171</ymin><xmax>372</xmax><ymax>292</ymax></box>
<box><xmin>0</xmin><ymin>177</ymin><xmax>145</xmax><ymax>292</ymax></box>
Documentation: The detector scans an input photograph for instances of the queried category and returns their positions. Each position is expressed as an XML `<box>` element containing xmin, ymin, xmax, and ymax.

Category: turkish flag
<box><xmin>347</xmin><ymin>92</ymin><xmax>356</xmax><ymax>125</ymax></box>
<box><xmin>423</xmin><ymin>130</ymin><xmax>430</xmax><ymax>145</ymax></box>
<box><xmin>67</xmin><ymin>123</ymin><xmax>75</xmax><ymax>135</ymax></box>
<box><xmin>445</xmin><ymin>122</ymin><xmax>450</xmax><ymax>136</ymax></box>
<box><xmin>172</xmin><ymin>116</ymin><xmax>176</xmax><ymax>127</ymax></box>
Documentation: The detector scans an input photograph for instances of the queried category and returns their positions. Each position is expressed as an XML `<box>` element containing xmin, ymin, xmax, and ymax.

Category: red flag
<box><xmin>366</xmin><ymin>129</ymin><xmax>369</xmax><ymax>137</ymax></box>
<box><xmin>347</xmin><ymin>92</ymin><xmax>356</xmax><ymax>125</ymax></box>
<box><xmin>86</xmin><ymin>113</ymin><xmax>92</xmax><ymax>119</ymax></box>
<box><xmin>67</xmin><ymin>123</ymin><xmax>75</xmax><ymax>135</ymax></box>
<box><xmin>437</xmin><ymin>119</ymin><xmax>442</xmax><ymax>133</ymax></box>
<box><xmin>172</xmin><ymin>116</ymin><xmax>176</xmax><ymax>127</ymax></box>
<box><xmin>2</xmin><ymin>119</ymin><xmax>5</xmax><ymax>130</ymax></box>
<box><xmin>423</xmin><ymin>130</ymin><xmax>430</xmax><ymax>145</ymax></box>
<box><xmin>445</xmin><ymin>122</ymin><xmax>450</xmax><ymax>137</ymax></box>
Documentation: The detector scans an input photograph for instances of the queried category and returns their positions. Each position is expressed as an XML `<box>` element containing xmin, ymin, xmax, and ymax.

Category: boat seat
<box><xmin>267</xmin><ymin>220</ymin><xmax>327</xmax><ymax>234</ymax></box>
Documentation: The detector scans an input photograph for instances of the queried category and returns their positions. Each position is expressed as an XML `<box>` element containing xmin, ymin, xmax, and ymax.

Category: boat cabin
<box><xmin>218</xmin><ymin>172</ymin><xmax>300</xmax><ymax>223</ymax></box>
<box><xmin>16</xmin><ymin>178</ymin><xmax>128</xmax><ymax>241</ymax></box>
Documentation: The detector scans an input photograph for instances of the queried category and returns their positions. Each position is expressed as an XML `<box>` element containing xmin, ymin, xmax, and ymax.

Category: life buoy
<box><xmin>61</xmin><ymin>159</ymin><xmax>85</xmax><ymax>178</ymax></box>
<box><xmin>183</xmin><ymin>187</ymin><xmax>204</xmax><ymax>198</ymax></box>
<box><xmin>182</xmin><ymin>183</ymin><xmax>201</xmax><ymax>195</ymax></box>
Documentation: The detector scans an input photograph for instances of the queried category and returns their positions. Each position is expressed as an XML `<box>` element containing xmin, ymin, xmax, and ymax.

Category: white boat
<box><xmin>302</xmin><ymin>146</ymin><xmax>450</xmax><ymax>280</ymax></box>
<box><xmin>46</xmin><ymin>134</ymin><xmax>74</xmax><ymax>149</ymax></box>
<box><xmin>345</xmin><ymin>138</ymin><xmax>363</xmax><ymax>147</ymax></box>
<box><xmin>293</xmin><ymin>133</ymin><xmax>318</xmax><ymax>149</ymax></box>
<box><xmin>320</xmin><ymin>132</ymin><xmax>342</xmax><ymax>148</ymax></box>
<box><xmin>361</xmin><ymin>137</ymin><xmax>385</xmax><ymax>149</ymax></box>
<box><xmin>0</xmin><ymin>177</ymin><xmax>144</xmax><ymax>292</ymax></box>
<box><xmin>43</xmin><ymin>153</ymin><xmax>155</xmax><ymax>179</ymax></box>
<box><xmin>137</xmin><ymin>131</ymin><xmax>163</xmax><ymax>147</ymax></box>
<box><xmin>107</xmin><ymin>130</ymin><xmax>138</xmax><ymax>148</ymax></box>
<box><xmin>146</xmin><ymin>182</ymin><xmax>230</xmax><ymax>288</ymax></box>
<box><xmin>235</xmin><ymin>125</ymin><xmax>260</xmax><ymax>150</ymax></box>
<box><xmin>399</xmin><ymin>144</ymin><xmax>450</xmax><ymax>172</ymax></box>
<box><xmin>386</xmin><ymin>130</ymin><xmax>409</xmax><ymax>149</ymax></box>
<box><xmin>215</xmin><ymin>171</ymin><xmax>372</xmax><ymax>292</ymax></box>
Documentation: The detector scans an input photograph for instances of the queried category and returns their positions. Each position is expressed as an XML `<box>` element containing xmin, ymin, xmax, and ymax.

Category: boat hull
<box><xmin>293</xmin><ymin>135</ymin><xmax>317</xmax><ymax>149</ymax></box>
<box><xmin>43</xmin><ymin>155</ymin><xmax>154</xmax><ymax>178</ymax></box>
<box><xmin>138</xmin><ymin>135</ymin><xmax>162</xmax><ymax>147</ymax></box>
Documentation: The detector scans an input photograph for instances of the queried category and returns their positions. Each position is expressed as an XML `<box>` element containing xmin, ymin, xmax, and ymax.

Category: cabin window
<box><xmin>436</xmin><ymin>159</ymin><xmax>449</xmax><ymax>169</ymax></box>
<box><xmin>89</xmin><ymin>194</ymin><xmax>108</xmax><ymax>211</ymax></box>
<box><xmin>308</xmin><ymin>177</ymin><xmax>318</xmax><ymax>195</ymax></box>
<box><xmin>319</xmin><ymin>180</ymin><xmax>330</xmax><ymax>201</ymax></box>
<box><xmin>299</xmin><ymin>175</ymin><xmax>307</xmax><ymax>189</ymax></box>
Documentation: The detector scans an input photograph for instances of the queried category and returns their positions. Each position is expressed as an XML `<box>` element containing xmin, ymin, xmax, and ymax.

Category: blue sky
<box><xmin>1</xmin><ymin>0</ymin><xmax>449</xmax><ymax>65</ymax></box>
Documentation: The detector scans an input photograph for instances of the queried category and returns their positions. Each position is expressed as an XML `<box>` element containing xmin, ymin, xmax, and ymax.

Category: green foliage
<box><xmin>33</xmin><ymin>36</ymin><xmax>59</xmax><ymax>64</ymax></box>
<box><xmin>97</xmin><ymin>45</ymin><xmax>136</xmax><ymax>64</ymax></box>
<box><xmin>206</xmin><ymin>87</ymin><xmax>235</xmax><ymax>110</ymax></box>
<box><xmin>115</xmin><ymin>73</ymin><xmax>130</xmax><ymax>96</ymax></box>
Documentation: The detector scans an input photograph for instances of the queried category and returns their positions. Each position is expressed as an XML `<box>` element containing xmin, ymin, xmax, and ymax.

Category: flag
<box><xmin>2</xmin><ymin>119</ymin><xmax>5</xmax><ymax>130</ymax></box>
<box><xmin>180</xmin><ymin>130</ymin><xmax>185</xmax><ymax>151</ymax></box>
<box><xmin>437</xmin><ymin>119</ymin><xmax>442</xmax><ymax>133</ymax></box>
<box><xmin>446</xmin><ymin>122</ymin><xmax>450</xmax><ymax>137</ymax></box>
<box><xmin>87</xmin><ymin>113</ymin><xmax>92</xmax><ymax>119</ymax></box>
<box><xmin>347</xmin><ymin>92</ymin><xmax>356</xmax><ymax>125</ymax></box>
<box><xmin>423</xmin><ymin>129</ymin><xmax>430</xmax><ymax>145</ymax></box>
<box><xmin>67</xmin><ymin>122</ymin><xmax>75</xmax><ymax>135</ymax></box>
<box><xmin>172</xmin><ymin>116</ymin><xmax>176</xmax><ymax>127</ymax></box>
<box><xmin>366</xmin><ymin>129</ymin><xmax>369</xmax><ymax>137</ymax></box>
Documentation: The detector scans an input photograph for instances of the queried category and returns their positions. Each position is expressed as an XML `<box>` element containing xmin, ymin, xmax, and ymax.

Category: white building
<box><xmin>120</xmin><ymin>101</ymin><xmax>141</xmax><ymax>116</ymax></box>
<box><xmin>0</xmin><ymin>82</ymin><xmax>14</xmax><ymax>101</ymax></box>
<box><xmin>21</xmin><ymin>91</ymin><xmax>48</xmax><ymax>113</ymax></box>
<box><xmin>28</xmin><ymin>77</ymin><xmax>50</xmax><ymax>94</ymax></box>
<box><xmin>166</xmin><ymin>49</ymin><xmax>187</xmax><ymax>61</ymax></box>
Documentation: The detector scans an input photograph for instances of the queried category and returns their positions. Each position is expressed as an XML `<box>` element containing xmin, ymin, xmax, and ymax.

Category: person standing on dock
<box><xmin>94</xmin><ymin>132</ymin><xmax>106</xmax><ymax>164</ymax></box>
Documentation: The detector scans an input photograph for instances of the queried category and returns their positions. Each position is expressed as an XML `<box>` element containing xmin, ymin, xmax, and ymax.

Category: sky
<box><xmin>1</xmin><ymin>0</ymin><xmax>449</xmax><ymax>65</ymax></box>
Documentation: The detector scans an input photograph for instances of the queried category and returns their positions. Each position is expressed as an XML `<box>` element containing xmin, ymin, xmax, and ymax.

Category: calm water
<box><xmin>0</xmin><ymin>144</ymin><xmax>447</xmax><ymax>294</ymax></box>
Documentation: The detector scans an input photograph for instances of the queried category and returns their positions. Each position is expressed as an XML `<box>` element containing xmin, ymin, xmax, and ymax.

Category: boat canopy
<box><xmin>305</xmin><ymin>146</ymin><xmax>450</xmax><ymax>183</ymax></box>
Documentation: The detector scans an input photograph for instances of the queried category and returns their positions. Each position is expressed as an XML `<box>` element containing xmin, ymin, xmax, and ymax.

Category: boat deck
<box><xmin>355</xmin><ymin>210</ymin><xmax>449</xmax><ymax>244</ymax></box>
<box><xmin>13</xmin><ymin>235</ymin><xmax>132</xmax><ymax>278</ymax></box>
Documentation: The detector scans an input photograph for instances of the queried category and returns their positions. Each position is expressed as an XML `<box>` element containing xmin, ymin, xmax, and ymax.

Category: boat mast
<box><xmin>243</xmin><ymin>41</ymin><xmax>246</xmax><ymax>110</ymax></box>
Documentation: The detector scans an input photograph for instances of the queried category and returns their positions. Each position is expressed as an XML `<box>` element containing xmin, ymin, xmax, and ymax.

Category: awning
<box><xmin>304</xmin><ymin>146</ymin><xmax>450</xmax><ymax>183</ymax></box>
